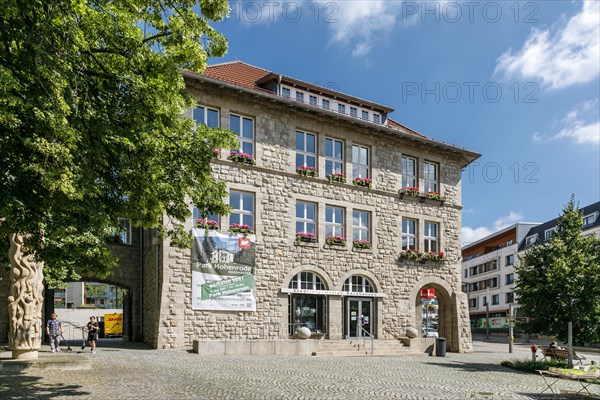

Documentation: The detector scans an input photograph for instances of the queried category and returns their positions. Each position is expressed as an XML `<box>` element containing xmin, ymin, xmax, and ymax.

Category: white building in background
<box><xmin>54</xmin><ymin>282</ymin><xmax>124</xmax><ymax>309</ymax></box>
<box><xmin>461</xmin><ymin>201</ymin><xmax>600</xmax><ymax>330</ymax></box>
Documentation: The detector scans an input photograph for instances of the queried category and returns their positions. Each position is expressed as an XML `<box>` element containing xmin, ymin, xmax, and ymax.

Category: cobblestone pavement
<box><xmin>0</xmin><ymin>340</ymin><xmax>598</xmax><ymax>400</ymax></box>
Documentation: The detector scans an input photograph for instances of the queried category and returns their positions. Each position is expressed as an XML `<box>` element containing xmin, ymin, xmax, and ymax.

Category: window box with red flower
<box><xmin>195</xmin><ymin>219</ymin><xmax>219</xmax><ymax>230</ymax></box>
<box><xmin>399</xmin><ymin>187</ymin><xmax>420</xmax><ymax>197</ymax></box>
<box><xmin>295</xmin><ymin>232</ymin><xmax>317</xmax><ymax>245</ymax></box>
<box><xmin>399</xmin><ymin>248</ymin><xmax>422</xmax><ymax>260</ymax></box>
<box><xmin>327</xmin><ymin>173</ymin><xmax>346</xmax><ymax>184</ymax></box>
<box><xmin>427</xmin><ymin>191</ymin><xmax>442</xmax><ymax>200</ymax></box>
<box><xmin>353</xmin><ymin>177</ymin><xmax>372</xmax><ymax>188</ymax></box>
<box><xmin>228</xmin><ymin>223</ymin><xmax>254</xmax><ymax>236</ymax></box>
<box><xmin>352</xmin><ymin>240</ymin><xmax>372</xmax><ymax>250</ymax></box>
<box><xmin>297</xmin><ymin>166</ymin><xmax>318</xmax><ymax>177</ymax></box>
<box><xmin>212</xmin><ymin>149</ymin><xmax>221</xmax><ymax>159</ymax></box>
<box><xmin>423</xmin><ymin>251</ymin><xmax>445</xmax><ymax>261</ymax></box>
<box><xmin>325</xmin><ymin>235</ymin><xmax>346</xmax><ymax>246</ymax></box>
<box><xmin>228</xmin><ymin>150</ymin><xmax>256</xmax><ymax>165</ymax></box>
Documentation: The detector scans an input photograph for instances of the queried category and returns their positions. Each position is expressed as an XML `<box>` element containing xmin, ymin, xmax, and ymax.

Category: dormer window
<box><xmin>583</xmin><ymin>212</ymin><xmax>598</xmax><ymax>227</ymax></box>
<box><xmin>309</xmin><ymin>95</ymin><xmax>317</xmax><ymax>106</ymax></box>
<box><xmin>296</xmin><ymin>91</ymin><xmax>304</xmax><ymax>102</ymax></box>
<box><xmin>544</xmin><ymin>227</ymin><xmax>557</xmax><ymax>240</ymax></box>
<box><xmin>322</xmin><ymin>99</ymin><xmax>330</xmax><ymax>110</ymax></box>
<box><xmin>525</xmin><ymin>234</ymin><xmax>537</xmax><ymax>246</ymax></box>
<box><xmin>338</xmin><ymin>104</ymin><xmax>346</xmax><ymax>114</ymax></box>
<box><xmin>373</xmin><ymin>114</ymin><xmax>381</xmax><ymax>124</ymax></box>
<box><xmin>362</xmin><ymin>110</ymin><xmax>369</xmax><ymax>121</ymax></box>
<box><xmin>350</xmin><ymin>107</ymin><xmax>357</xmax><ymax>118</ymax></box>
<box><xmin>281</xmin><ymin>87</ymin><xmax>290</xmax><ymax>98</ymax></box>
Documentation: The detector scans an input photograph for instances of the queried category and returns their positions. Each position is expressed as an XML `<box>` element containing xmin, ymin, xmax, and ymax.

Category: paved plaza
<box><xmin>1</xmin><ymin>340</ymin><xmax>598</xmax><ymax>399</ymax></box>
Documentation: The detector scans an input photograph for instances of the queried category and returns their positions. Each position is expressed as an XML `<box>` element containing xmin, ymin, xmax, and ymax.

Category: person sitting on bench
<box><xmin>549</xmin><ymin>341</ymin><xmax>562</xmax><ymax>350</ymax></box>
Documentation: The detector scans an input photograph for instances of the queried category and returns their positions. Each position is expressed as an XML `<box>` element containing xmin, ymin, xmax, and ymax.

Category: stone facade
<box><xmin>146</xmin><ymin>72</ymin><xmax>477</xmax><ymax>353</ymax></box>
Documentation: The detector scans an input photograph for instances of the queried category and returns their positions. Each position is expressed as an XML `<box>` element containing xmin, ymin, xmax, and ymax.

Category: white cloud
<box><xmin>534</xmin><ymin>100</ymin><xmax>600</xmax><ymax>146</ymax></box>
<box><xmin>327</xmin><ymin>1</ymin><xmax>402</xmax><ymax>58</ymax></box>
<box><xmin>462</xmin><ymin>211</ymin><xmax>524</xmax><ymax>246</ymax></box>
<box><xmin>495</xmin><ymin>1</ymin><xmax>600</xmax><ymax>89</ymax></box>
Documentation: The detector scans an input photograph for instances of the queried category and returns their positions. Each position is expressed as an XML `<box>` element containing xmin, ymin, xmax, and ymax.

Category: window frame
<box><xmin>351</xmin><ymin>144</ymin><xmax>370</xmax><ymax>179</ymax></box>
<box><xmin>325</xmin><ymin>137</ymin><xmax>344</xmax><ymax>176</ymax></box>
<box><xmin>296</xmin><ymin>130</ymin><xmax>317</xmax><ymax>169</ymax></box>
<box><xmin>325</xmin><ymin>205</ymin><xmax>345</xmax><ymax>238</ymax></box>
<box><xmin>229</xmin><ymin>114</ymin><xmax>255</xmax><ymax>157</ymax></box>
<box><xmin>505</xmin><ymin>273</ymin><xmax>515</xmax><ymax>285</ymax></box>
<box><xmin>193</xmin><ymin>105</ymin><xmax>220</xmax><ymax>128</ymax></box>
<box><xmin>118</xmin><ymin>217</ymin><xmax>132</xmax><ymax>245</ymax></box>
<box><xmin>281</xmin><ymin>87</ymin><xmax>291</xmax><ymax>98</ymax></box>
<box><xmin>423</xmin><ymin>221</ymin><xmax>439</xmax><ymax>252</ymax></box>
<box><xmin>229</xmin><ymin>190</ymin><xmax>255</xmax><ymax>229</ymax></box>
<box><xmin>309</xmin><ymin>95</ymin><xmax>318</xmax><ymax>106</ymax></box>
<box><xmin>352</xmin><ymin>210</ymin><xmax>371</xmax><ymax>242</ymax></box>
<box><xmin>322</xmin><ymin>99</ymin><xmax>330</xmax><ymax>110</ymax></box>
<box><xmin>423</xmin><ymin>161</ymin><xmax>439</xmax><ymax>193</ymax></box>
<box><xmin>296</xmin><ymin>201</ymin><xmax>317</xmax><ymax>235</ymax></box>
<box><xmin>401</xmin><ymin>156</ymin><xmax>417</xmax><ymax>188</ymax></box>
<box><xmin>401</xmin><ymin>218</ymin><xmax>417</xmax><ymax>250</ymax></box>
<box><xmin>296</xmin><ymin>91</ymin><xmax>305</xmax><ymax>102</ymax></box>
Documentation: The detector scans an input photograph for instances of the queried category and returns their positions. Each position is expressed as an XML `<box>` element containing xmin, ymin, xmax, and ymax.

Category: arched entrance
<box><xmin>410</xmin><ymin>277</ymin><xmax>470</xmax><ymax>353</ymax></box>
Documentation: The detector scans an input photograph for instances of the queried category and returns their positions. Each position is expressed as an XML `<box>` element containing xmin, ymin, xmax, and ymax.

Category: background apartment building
<box><xmin>461</xmin><ymin>201</ymin><xmax>600</xmax><ymax>333</ymax></box>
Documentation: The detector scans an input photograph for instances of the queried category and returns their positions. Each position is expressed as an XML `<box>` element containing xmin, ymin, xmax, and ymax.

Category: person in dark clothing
<box><xmin>87</xmin><ymin>316</ymin><xmax>99</xmax><ymax>353</ymax></box>
<box><xmin>549</xmin><ymin>341</ymin><xmax>562</xmax><ymax>349</ymax></box>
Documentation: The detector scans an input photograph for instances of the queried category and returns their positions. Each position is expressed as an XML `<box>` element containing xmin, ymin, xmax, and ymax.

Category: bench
<box><xmin>540</xmin><ymin>346</ymin><xmax>586</xmax><ymax>364</ymax></box>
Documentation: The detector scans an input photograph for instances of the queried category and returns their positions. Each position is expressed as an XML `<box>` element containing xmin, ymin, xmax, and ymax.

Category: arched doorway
<box><xmin>287</xmin><ymin>271</ymin><xmax>328</xmax><ymax>337</ymax></box>
<box><xmin>342</xmin><ymin>275</ymin><xmax>376</xmax><ymax>338</ymax></box>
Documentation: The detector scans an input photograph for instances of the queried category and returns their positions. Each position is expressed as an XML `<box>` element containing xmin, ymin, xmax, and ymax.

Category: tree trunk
<box><xmin>8</xmin><ymin>234</ymin><xmax>44</xmax><ymax>359</ymax></box>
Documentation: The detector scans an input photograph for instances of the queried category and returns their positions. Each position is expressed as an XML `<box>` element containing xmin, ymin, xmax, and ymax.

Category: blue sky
<box><xmin>210</xmin><ymin>0</ymin><xmax>600</xmax><ymax>245</ymax></box>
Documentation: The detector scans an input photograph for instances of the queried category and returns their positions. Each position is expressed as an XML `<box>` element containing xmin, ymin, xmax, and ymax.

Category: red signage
<box><xmin>420</xmin><ymin>288</ymin><xmax>435</xmax><ymax>299</ymax></box>
<box><xmin>238</xmin><ymin>237</ymin><xmax>251</xmax><ymax>249</ymax></box>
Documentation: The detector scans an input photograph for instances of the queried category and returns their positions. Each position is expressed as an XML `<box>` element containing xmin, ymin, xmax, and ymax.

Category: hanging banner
<box><xmin>191</xmin><ymin>229</ymin><xmax>256</xmax><ymax>311</ymax></box>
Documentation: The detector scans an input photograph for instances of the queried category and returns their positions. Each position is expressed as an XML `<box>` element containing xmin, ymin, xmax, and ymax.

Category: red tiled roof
<box><xmin>199</xmin><ymin>61</ymin><xmax>429</xmax><ymax>139</ymax></box>
<box><xmin>203</xmin><ymin>61</ymin><xmax>271</xmax><ymax>90</ymax></box>
<box><xmin>385</xmin><ymin>118</ymin><xmax>427</xmax><ymax>138</ymax></box>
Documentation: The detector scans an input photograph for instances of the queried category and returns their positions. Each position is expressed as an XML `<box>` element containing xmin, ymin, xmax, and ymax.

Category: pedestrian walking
<box><xmin>87</xmin><ymin>316</ymin><xmax>99</xmax><ymax>353</ymax></box>
<box><xmin>46</xmin><ymin>313</ymin><xmax>63</xmax><ymax>353</ymax></box>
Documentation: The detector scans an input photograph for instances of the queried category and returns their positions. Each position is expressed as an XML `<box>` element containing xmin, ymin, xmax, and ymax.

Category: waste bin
<box><xmin>436</xmin><ymin>337</ymin><xmax>446</xmax><ymax>357</ymax></box>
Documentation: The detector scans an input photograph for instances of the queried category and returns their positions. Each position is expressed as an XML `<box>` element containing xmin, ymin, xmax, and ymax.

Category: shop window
<box><xmin>288</xmin><ymin>272</ymin><xmax>327</xmax><ymax>335</ymax></box>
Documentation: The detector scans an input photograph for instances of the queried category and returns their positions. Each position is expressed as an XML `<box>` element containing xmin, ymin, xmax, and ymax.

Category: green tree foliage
<box><xmin>0</xmin><ymin>1</ymin><xmax>236</xmax><ymax>284</ymax></box>
<box><xmin>515</xmin><ymin>197</ymin><xmax>600</xmax><ymax>344</ymax></box>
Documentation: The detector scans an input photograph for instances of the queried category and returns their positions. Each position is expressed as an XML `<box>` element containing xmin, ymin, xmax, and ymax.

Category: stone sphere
<box><xmin>406</xmin><ymin>326</ymin><xmax>418</xmax><ymax>338</ymax></box>
<box><xmin>296</xmin><ymin>326</ymin><xmax>312</xmax><ymax>339</ymax></box>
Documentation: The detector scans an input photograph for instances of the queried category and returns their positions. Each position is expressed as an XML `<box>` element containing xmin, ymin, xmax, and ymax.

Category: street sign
<box><xmin>420</xmin><ymin>288</ymin><xmax>435</xmax><ymax>299</ymax></box>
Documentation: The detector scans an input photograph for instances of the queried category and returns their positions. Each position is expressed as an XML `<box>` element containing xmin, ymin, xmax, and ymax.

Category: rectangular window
<box><xmin>373</xmin><ymin>114</ymin><xmax>381</xmax><ymax>124</ymax></box>
<box><xmin>470</xmin><ymin>266</ymin><xmax>478</xmax><ymax>276</ymax></box>
<box><xmin>525</xmin><ymin>234</ymin><xmax>537</xmax><ymax>246</ymax></box>
<box><xmin>338</xmin><ymin>104</ymin><xmax>346</xmax><ymax>114</ymax></box>
<box><xmin>464</xmin><ymin>269</ymin><xmax>468</xmax><ymax>278</ymax></box>
<box><xmin>483</xmin><ymin>296</ymin><xmax>488</xmax><ymax>306</ymax></box>
<box><xmin>296</xmin><ymin>201</ymin><xmax>316</xmax><ymax>235</ymax></box>
<box><xmin>118</xmin><ymin>218</ymin><xmax>132</xmax><ymax>245</ymax></box>
<box><xmin>350</xmin><ymin>107</ymin><xmax>357</xmax><ymax>118</ymax></box>
<box><xmin>353</xmin><ymin>210</ymin><xmax>371</xmax><ymax>242</ymax></box>
<box><xmin>352</xmin><ymin>144</ymin><xmax>369</xmax><ymax>179</ymax></box>
<box><xmin>296</xmin><ymin>131</ymin><xmax>317</xmax><ymax>169</ymax></box>
<box><xmin>401</xmin><ymin>156</ymin><xmax>417</xmax><ymax>188</ymax></box>
<box><xmin>583</xmin><ymin>213</ymin><xmax>597</xmax><ymax>226</ymax></box>
<box><xmin>281</xmin><ymin>87</ymin><xmax>291</xmax><ymax>98</ymax></box>
<box><xmin>230</xmin><ymin>191</ymin><xmax>254</xmax><ymax>229</ymax></box>
<box><xmin>506</xmin><ymin>273</ymin><xmax>514</xmax><ymax>285</ymax></box>
<box><xmin>506</xmin><ymin>254</ymin><xmax>515</xmax><ymax>266</ymax></box>
<box><xmin>230</xmin><ymin>114</ymin><xmax>254</xmax><ymax>156</ymax></box>
<box><xmin>309</xmin><ymin>95</ymin><xmax>317</xmax><ymax>106</ymax></box>
<box><xmin>506</xmin><ymin>292</ymin><xmax>514</xmax><ymax>303</ymax></box>
<box><xmin>361</xmin><ymin>110</ymin><xmax>369</xmax><ymax>121</ymax></box>
<box><xmin>325</xmin><ymin>138</ymin><xmax>344</xmax><ymax>176</ymax></box>
<box><xmin>424</xmin><ymin>222</ymin><xmax>439</xmax><ymax>252</ymax></box>
<box><xmin>423</xmin><ymin>161</ymin><xmax>438</xmax><ymax>193</ymax></box>
<box><xmin>402</xmin><ymin>218</ymin><xmax>417</xmax><ymax>250</ymax></box>
<box><xmin>322</xmin><ymin>99</ymin><xmax>330</xmax><ymax>110</ymax></box>
<box><xmin>193</xmin><ymin>106</ymin><xmax>219</xmax><ymax>128</ymax></box>
<box><xmin>296</xmin><ymin>91</ymin><xmax>304</xmax><ymax>102</ymax></box>
<box><xmin>492</xmin><ymin>294</ymin><xmax>500</xmax><ymax>305</ymax></box>
<box><xmin>469</xmin><ymin>298</ymin><xmax>477</xmax><ymax>308</ymax></box>
<box><xmin>325</xmin><ymin>206</ymin><xmax>345</xmax><ymax>237</ymax></box>
<box><xmin>506</xmin><ymin>239</ymin><xmax>513</xmax><ymax>246</ymax></box>
<box><xmin>544</xmin><ymin>228</ymin><xmax>557</xmax><ymax>240</ymax></box>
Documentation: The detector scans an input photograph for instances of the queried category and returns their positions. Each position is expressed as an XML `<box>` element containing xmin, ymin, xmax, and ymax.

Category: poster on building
<box><xmin>191</xmin><ymin>229</ymin><xmax>256</xmax><ymax>311</ymax></box>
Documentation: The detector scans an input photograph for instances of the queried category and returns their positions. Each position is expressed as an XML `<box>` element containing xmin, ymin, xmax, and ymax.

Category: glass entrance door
<box><xmin>346</xmin><ymin>298</ymin><xmax>373</xmax><ymax>338</ymax></box>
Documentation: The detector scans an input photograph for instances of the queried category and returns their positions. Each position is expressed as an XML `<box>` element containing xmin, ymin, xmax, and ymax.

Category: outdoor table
<box><xmin>537</xmin><ymin>370</ymin><xmax>600</xmax><ymax>398</ymax></box>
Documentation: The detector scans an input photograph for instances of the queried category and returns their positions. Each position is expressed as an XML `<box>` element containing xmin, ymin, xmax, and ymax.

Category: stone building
<box><xmin>142</xmin><ymin>61</ymin><xmax>479</xmax><ymax>354</ymax></box>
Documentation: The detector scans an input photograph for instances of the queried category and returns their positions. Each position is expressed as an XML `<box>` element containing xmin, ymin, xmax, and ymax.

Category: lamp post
<box><xmin>485</xmin><ymin>287</ymin><xmax>490</xmax><ymax>339</ymax></box>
